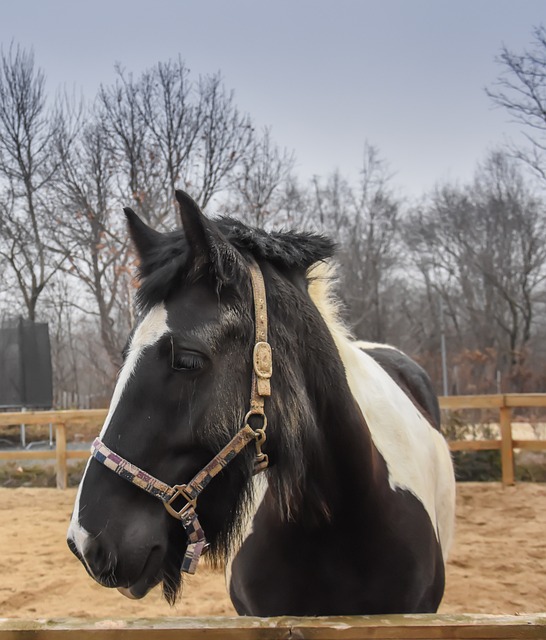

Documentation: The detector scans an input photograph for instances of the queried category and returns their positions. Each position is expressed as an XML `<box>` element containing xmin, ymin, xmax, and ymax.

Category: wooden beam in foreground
<box><xmin>0</xmin><ymin>615</ymin><xmax>545</xmax><ymax>639</ymax></box>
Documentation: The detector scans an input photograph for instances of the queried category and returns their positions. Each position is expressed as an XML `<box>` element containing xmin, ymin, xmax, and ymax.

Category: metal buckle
<box><xmin>164</xmin><ymin>484</ymin><xmax>197</xmax><ymax>520</ymax></box>
<box><xmin>253</xmin><ymin>342</ymin><xmax>272</xmax><ymax>396</ymax></box>
<box><xmin>243</xmin><ymin>412</ymin><xmax>270</xmax><ymax>474</ymax></box>
<box><xmin>253</xmin><ymin>427</ymin><xmax>269</xmax><ymax>473</ymax></box>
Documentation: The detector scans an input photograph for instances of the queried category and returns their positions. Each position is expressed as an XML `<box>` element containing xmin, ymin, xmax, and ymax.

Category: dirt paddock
<box><xmin>1</xmin><ymin>483</ymin><xmax>545</xmax><ymax>618</ymax></box>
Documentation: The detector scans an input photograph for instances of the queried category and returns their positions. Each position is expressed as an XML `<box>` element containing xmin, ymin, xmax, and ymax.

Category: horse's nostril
<box><xmin>83</xmin><ymin>538</ymin><xmax>117</xmax><ymax>584</ymax></box>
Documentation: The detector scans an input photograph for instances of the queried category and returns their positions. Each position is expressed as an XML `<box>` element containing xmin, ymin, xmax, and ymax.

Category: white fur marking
<box><xmin>67</xmin><ymin>458</ymin><xmax>93</xmax><ymax>570</ymax></box>
<box><xmin>338</xmin><ymin>340</ymin><xmax>455</xmax><ymax>558</ymax></box>
<box><xmin>67</xmin><ymin>304</ymin><xmax>170</xmax><ymax>561</ymax></box>
<box><xmin>99</xmin><ymin>304</ymin><xmax>169</xmax><ymax>438</ymax></box>
<box><xmin>308</xmin><ymin>262</ymin><xmax>455</xmax><ymax>560</ymax></box>
<box><xmin>225</xmin><ymin>473</ymin><xmax>268</xmax><ymax>592</ymax></box>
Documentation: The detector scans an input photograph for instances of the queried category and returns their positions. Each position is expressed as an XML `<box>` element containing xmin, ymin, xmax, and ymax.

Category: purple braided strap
<box><xmin>91</xmin><ymin>438</ymin><xmax>207</xmax><ymax>574</ymax></box>
<box><xmin>90</xmin><ymin>426</ymin><xmax>257</xmax><ymax>574</ymax></box>
<box><xmin>179</xmin><ymin>424</ymin><xmax>257</xmax><ymax>501</ymax></box>
<box><xmin>180</xmin><ymin>506</ymin><xmax>207</xmax><ymax>574</ymax></box>
<box><xmin>91</xmin><ymin>438</ymin><xmax>175</xmax><ymax>502</ymax></box>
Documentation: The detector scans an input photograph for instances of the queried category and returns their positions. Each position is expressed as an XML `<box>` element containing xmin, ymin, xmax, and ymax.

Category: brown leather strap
<box><xmin>90</xmin><ymin>259</ymin><xmax>273</xmax><ymax>575</ymax></box>
<box><xmin>176</xmin><ymin>260</ymin><xmax>273</xmax><ymax>501</ymax></box>
<box><xmin>183</xmin><ymin>425</ymin><xmax>257</xmax><ymax>499</ymax></box>
<box><xmin>248</xmin><ymin>261</ymin><xmax>272</xmax><ymax>413</ymax></box>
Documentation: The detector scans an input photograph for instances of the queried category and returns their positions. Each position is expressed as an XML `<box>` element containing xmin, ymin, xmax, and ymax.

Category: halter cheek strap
<box><xmin>91</xmin><ymin>423</ymin><xmax>257</xmax><ymax>573</ymax></box>
<box><xmin>90</xmin><ymin>260</ymin><xmax>272</xmax><ymax>575</ymax></box>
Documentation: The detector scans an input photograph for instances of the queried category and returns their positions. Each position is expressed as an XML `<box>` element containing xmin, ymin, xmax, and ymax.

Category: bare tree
<box><xmin>487</xmin><ymin>25</ymin><xmax>546</xmax><ymax>184</ymax></box>
<box><xmin>227</xmin><ymin>127</ymin><xmax>295</xmax><ymax>227</ymax></box>
<box><xmin>41</xmin><ymin>273</ymin><xmax>115</xmax><ymax>406</ymax></box>
<box><xmin>311</xmin><ymin>146</ymin><xmax>402</xmax><ymax>341</ymax></box>
<box><xmin>97</xmin><ymin>66</ymin><xmax>165</xmax><ymax>225</ymax></box>
<box><xmin>405</xmin><ymin>151</ymin><xmax>546</xmax><ymax>390</ymax></box>
<box><xmin>310</xmin><ymin>169</ymin><xmax>352</xmax><ymax>235</ymax></box>
<box><xmin>97</xmin><ymin>64</ymin><xmax>253</xmax><ymax>224</ymax></box>
<box><xmin>53</xmin><ymin>117</ymin><xmax>132</xmax><ymax>371</ymax></box>
<box><xmin>190</xmin><ymin>72</ymin><xmax>253</xmax><ymax>207</ymax></box>
<box><xmin>139</xmin><ymin>58</ymin><xmax>203</xmax><ymax>219</ymax></box>
<box><xmin>0</xmin><ymin>44</ymin><xmax>65</xmax><ymax>321</ymax></box>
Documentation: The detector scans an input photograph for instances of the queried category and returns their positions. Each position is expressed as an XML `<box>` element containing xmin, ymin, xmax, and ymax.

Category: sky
<box><xmin>1</xmin><ymin>0</ymin><xmax>545</xmax><ymax>199</ymax></box>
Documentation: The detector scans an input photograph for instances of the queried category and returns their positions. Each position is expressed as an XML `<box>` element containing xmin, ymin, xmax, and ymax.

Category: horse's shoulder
<box><xmin>354</xmin><ymin>341</ymin><xmax>441</xmax><ymax>431</ymax></box>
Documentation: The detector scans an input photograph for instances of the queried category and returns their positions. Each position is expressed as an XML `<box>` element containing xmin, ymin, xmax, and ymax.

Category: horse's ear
<box><xmin>175</xmin><ymin>191</ymin><xmax>211</xmax><ymax>260</ymax></box>
<box><xmin>175</xmin><ymin>190</ymin><xmax>240</xmax><ymax>285</ymax></box>
<box><xmin>124</xmin><ymin>207</ymin><xmax>162</xmax><ymax>262</ymax></box>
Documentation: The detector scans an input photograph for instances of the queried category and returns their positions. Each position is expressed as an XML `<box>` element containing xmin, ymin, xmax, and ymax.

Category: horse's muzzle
<box><xmin>67</xmin><ymin>531</ymin><xmax>163</xmax><ymax>597</ymax></box>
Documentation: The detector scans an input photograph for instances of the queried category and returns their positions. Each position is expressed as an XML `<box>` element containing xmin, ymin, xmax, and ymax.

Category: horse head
<box><xmin>67</xmin><ymin>190</ymin><xmax>337</xmax><ymax>603</ymax></box>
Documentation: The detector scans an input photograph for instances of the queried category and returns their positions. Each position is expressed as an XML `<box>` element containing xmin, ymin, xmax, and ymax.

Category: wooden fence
<box><xmin>0</xmin><ymin>409</ymin><xmax>106</xmax><ymax>489</ymax></box>
<box><xmin>0</xmin><ymin>394</ymin><xmax>545</xmax><ymax>489</ymax></box>
<box><xmin>440</xmin><ymin>393</ymin><xmax>546</xmax><ymax>485</ymax></box>
<box><xmin>1</xmin><ymin>614</ymin><xmax>545</xmax><ymax>639</ymax></box>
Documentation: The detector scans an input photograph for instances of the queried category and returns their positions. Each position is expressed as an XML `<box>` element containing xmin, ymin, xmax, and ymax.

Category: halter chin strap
<box><xmin>90</xmin><ymin>259</ymin><xmax>272</xmax><ymax>575</ymax></box>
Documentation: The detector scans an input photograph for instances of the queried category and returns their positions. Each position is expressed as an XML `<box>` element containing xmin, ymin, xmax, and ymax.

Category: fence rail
<box><xmin>438</xmin><ymin>393</ymin><xmax>546</xmax><ymax>485</ymax></box>
<box><xmin>0</xmin><ymin>394</ymin><xmax>545</xmax><ymax>488</ymax></box>
<box><xmin>1</xmin><ymin>614</ymin><xmax>545</xmax><ymax>639</ymax></box>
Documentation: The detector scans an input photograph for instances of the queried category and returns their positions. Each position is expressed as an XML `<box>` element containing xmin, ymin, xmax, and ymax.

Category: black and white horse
<box><xmin>67</xmin><ymin>190</ymin><xmax>455</xmax><ymax>616</ymax></box>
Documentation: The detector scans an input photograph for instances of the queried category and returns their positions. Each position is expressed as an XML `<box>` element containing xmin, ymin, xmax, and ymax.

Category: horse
<box><xmin>67</xmin><ymin>190</ymin><xmax>455</xmax><ymax>616</ymax></box>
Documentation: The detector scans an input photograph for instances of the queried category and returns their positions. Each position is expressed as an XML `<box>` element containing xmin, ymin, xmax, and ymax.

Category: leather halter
<box><xmin>90</xmin><ymin>260</ymin><xmax>272</xmax><ymax>574</ymax></box>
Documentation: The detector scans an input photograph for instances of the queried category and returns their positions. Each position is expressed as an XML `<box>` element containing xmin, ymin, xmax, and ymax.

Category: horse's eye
<box><xmin>172</xmin><ymin>352</ymin><xmax>203</xmax><ymax>371</ymax></box>
<box><xmin>170</xmin><ymin>337</ymin><xmax>204</xmax><ymax>372</ymax></box>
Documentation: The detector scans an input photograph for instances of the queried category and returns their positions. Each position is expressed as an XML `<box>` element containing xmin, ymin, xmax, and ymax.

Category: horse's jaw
<box><xmin>117</xmin><ymin>586</ymin><xmax>141</xmax><ymax>600</ymax></box>
<box><xmin>117</xmin><ymin>586</ymin><xmax>146</xmax><ymax>600</ymax></box>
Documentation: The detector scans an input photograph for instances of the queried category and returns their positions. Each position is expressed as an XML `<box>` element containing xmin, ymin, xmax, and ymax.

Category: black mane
<box><xmin>135</xmin><ymin>216</ymin><xmax>336</xmax><ymax>312</ymax></box>
<box><xmin>219</xmin><ymin>217</ymin><xmax>336</xmax><ymax>270</ymax></box>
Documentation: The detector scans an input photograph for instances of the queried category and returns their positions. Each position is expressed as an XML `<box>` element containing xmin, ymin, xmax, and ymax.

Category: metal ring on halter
<box><xmin>244</xmin><ymin>410</ymin><xmax>268</xmax><ymax>432</ymax></box>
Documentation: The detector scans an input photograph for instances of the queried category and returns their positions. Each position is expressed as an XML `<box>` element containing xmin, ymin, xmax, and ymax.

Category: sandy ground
<box><xmin>0</xmin><ymin>483</ymin><xmax>545</xmax><ymax>618</ymax></box>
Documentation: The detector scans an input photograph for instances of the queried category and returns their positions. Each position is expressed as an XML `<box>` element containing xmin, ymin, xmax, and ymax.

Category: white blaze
<box><xmin>67</xmin><ymin>304</ymin><xmax>170</xmax><ymax>561</ymax></box>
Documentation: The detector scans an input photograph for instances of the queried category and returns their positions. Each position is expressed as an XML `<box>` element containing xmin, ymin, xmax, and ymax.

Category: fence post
<box><xmin>499</xmin><ymin>401</ymin><xmax>515</xmax><ymax>486</ymax></box>
<box><xmin>55</xmin><ymin>423</ymin><xmax>67</xmax><ymax>490</ymax></box>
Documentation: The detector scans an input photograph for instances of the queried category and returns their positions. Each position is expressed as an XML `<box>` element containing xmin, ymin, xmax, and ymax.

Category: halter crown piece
<box><xmin>90</xmin><ymin>260</ymin><xmax>272</xmax><ymax>574</ymax></box>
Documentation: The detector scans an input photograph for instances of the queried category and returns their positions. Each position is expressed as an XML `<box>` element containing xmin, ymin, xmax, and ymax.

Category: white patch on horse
<box><xmin>66</xmin><ymin>458</ymin><xmax>95</xmax><ymax>574</ymax></box>
<box><xmin>99</xmin><ymin>304</ymin><xmax>169</xmax><ymax>438</ymax></box>
<box><xmin>225</xmin><ymin>473</ymin><xmax>268</xmax><ymax>592</ymax></box>
<box><xmin>307</xmin><ymin>262</ymin><xmax>455</xmax><ymax>561</ymax></box>
<box><xmin>67</xmin><ymin>304</ymin><xmax>169</xmax><ymax>561</ymax></box>
<box><xmin>354</xmin><ymin>340</ymin><xmax>400</xmax><ymax>352</ymax></box>
<box><xmin>339</xmin><ymin>342</ymin><xmax>455</xmax><ymax>558</ymax></box>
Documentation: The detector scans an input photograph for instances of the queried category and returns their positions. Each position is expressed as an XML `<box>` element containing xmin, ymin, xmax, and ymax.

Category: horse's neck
<box><xmin>320</xmin><ymin>377</ymin><xmax>385</xmax><ymax>501</ymax></box>
<box><xmin>303</xmin><ymin>270</ymin><xmax>387</xmax><ymax>503</ymax></box>
<box><xmin>297</xmin><ymin>341</ymin><xmax>388</xmax><ymax>524</ymax></box>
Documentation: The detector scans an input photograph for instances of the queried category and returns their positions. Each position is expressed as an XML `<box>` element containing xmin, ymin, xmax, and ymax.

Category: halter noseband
<box><xmin>90</xmin><ymin>260</ymin><xmax>272</xmax><ymax>574</ymax></box>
